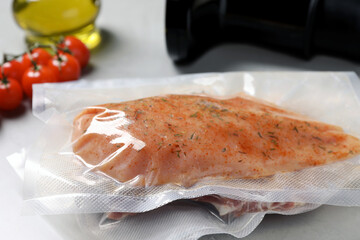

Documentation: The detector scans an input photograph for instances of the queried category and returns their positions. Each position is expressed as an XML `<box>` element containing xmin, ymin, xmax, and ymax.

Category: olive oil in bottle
<box><xmin>13</xmin><ymin>0</ymin><xmax>101</xmax><ymax>49</ymax></box>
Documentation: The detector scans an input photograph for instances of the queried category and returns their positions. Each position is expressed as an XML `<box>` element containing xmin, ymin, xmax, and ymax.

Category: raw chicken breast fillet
<box><xmin>72</xmin><ymin>94</ymin><xmax>360</xmax><ymax>187</ymax></box>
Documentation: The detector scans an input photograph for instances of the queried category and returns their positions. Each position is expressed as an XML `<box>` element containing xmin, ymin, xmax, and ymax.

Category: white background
<box><xmin>1</xmin><ymin>0</ymin><xmax>360</xmax><ymax>239</ymax></box>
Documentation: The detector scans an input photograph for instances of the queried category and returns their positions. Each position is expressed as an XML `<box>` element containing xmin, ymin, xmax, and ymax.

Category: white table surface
<box><xmin>1</xmin><ymin>0</ymin><xmax>360</xmax><ymax>239</ymax></box>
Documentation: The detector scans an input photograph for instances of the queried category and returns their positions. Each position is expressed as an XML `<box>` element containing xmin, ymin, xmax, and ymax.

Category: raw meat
<box><xmin>106</xmin><ymin>196</ymin><xmax>299</xmax><ymax>221</ymax></box>
<box><xmin>193</xmin><ymin>195</ymin><xmax>298</xmax><ymax>217</ymax></box>
<box><xmin>72</xmin><ymin>94</ymin><xmax>360</xmax><ymax>187</ymax></box>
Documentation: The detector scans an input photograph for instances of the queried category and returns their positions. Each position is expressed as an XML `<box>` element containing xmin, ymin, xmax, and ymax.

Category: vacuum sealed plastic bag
<box><xmin>77</xmin><ymin>201</ymin><xmax>319</xmax><ymax>240</ymax></box>
<box><xmin>23</xmin><ymin>72</ymin><xmax>360</xmax><ymax>239</ymax></box>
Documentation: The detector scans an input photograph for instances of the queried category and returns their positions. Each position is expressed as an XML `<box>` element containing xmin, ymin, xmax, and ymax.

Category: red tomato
<box><xmin>58</xmin><ymin>36</ymin><xmax>90</xmax><ymax>68</ymax></box>
<box><xmin>48</xmin><ymin>53</ymin><xmax>81</xmax><ymax>82</ymax></box>
<box><xmin>0</xmin><ymin>77</ymin><xmax>23</xmax><ymax>110</ymax></box>
<box><xmin>0</xmin><ymin>60</ymin><xmax>25</xmax><ymax>82</ymax></box>
<box><xmin>22</xmin><ymin>48</ymin><xmax>52</xmax><ymax>70</ymax></box>
<box><xmin>22</xmin><ymin>65</ymin><xmax>58</xmax><ymax>98</ymax></box>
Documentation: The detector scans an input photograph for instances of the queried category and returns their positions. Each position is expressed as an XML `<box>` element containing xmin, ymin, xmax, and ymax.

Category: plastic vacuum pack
<box><xmin>20</xmin><ymin>72</ymin><xmax>360</xmax><ymax>239</ymax></box>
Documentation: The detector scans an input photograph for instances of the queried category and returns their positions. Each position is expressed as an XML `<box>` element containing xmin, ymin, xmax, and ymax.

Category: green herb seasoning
<box><xmin>318</xmin><ymin>145</ymin><xmax>326</xmax><ymax>150</ymax></box>
<box><xmin>312</xmin><ymin>136</ymin><xmax>322</xmax><ymax>141</ymax></box>
<box><xmin>190</xmin><ymin>112</ymin><xmax>199</xmax><ymax>118</ymax></box>
<box><xmin>134</xmin><ymin>110</ymin><xmax>143</xmax><ymax>120</ymax></box>
<box><xmin>212</xmin><ymin>113</ymin><xmax>223</xmax><ymax>121</ymax></box>
<box><xmin>269</xmin><ymin>135</ymin><xmax>278</xmax><ymax>140</ymax></box>
<box><xmin>271</xmin><ymin>139</ymin><xmax>278</xmax><ymax>146</ymax></box>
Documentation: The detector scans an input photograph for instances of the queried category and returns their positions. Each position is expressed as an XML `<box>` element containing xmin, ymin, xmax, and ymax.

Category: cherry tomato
<box><xmin>58</xmin><ymin>36</ymin><xmax>90</xmax><ymax>68</ymax></box>
<box><xmin>0</xmin><ymin>77</ymin><xmax>23</xmax><ymax>111</ymax></box>
<box><xmin>22</xmin><ymin>48</ymin><xmax>52</xmax><ymax>70</ymax></box>
<box><xmin>0</xmin><ymin>60</ymin><xmax>25</xmax><ymax>82</ymax></box>
<box><xmin>22</xmin><ymin>65</ymin><xmax>58</xmax><ymax>98</ymax></box>
<box><xmin>48</xmin><ymin>53</ymin><xmax>81</xmax><ymax>82</ymax></box>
